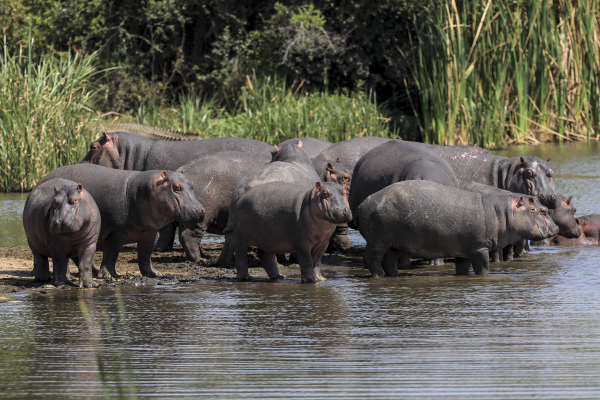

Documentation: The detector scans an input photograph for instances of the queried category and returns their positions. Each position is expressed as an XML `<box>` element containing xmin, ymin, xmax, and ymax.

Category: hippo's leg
<box><xmin>179</xmin><ymin>223</ymin><xmax>207</xmax><ymax>263</ymax></box>
<box><xmin>234</xmin><ymin>241</ymin><xmax>252</xmax><ymax>281</ymax></box>
<box><xmin>524</xmin><ymin>240</ymin><xmax>530</xmax><ymax>252</ymax></box>
<box><xmin>154</xmin><ymin>222</ymin><xmax>176</xmax><ymax>252</ymax></box>
<box><xmin>381</xmin><ymin>250</ymin><xmax>399</xmax><ymax>276</ymax></box>
<box><xmin>363</xmin><ymin>243</ymin><xmax>386</xmax><ymax>277</ymax></box>
<box><xmin>50</xmin><ymin>252</ymin><xmax>70</xmax><ymax>287</ymax></box>
<box><xmin>297</xmin><ymin>242</ymin><xmax>316</xmax><ymax>283</ymax></box>
<box><xmin>257</xmin><ymin>249</ymin><xmax>284</xmax><ymax>280</ymax></box>
<box><xmin>77</xmin><ymin>245</ymin><xmax>99</xmax><ymax>288</ymax></box>
<box><xmin>502</xmin><ymin>244</ymin><xmax>514</xmax><ymax>261</ymax></box>
<box><xmin>216</xmin><ymin>232</ymin><xmax>236</xmax><ymax>268</ymax></box>
<box><xmin>491</xmin><ymin>249</ymin><xmax>503</xmax><ymax>262</ymax></box>
<box><xmin>98</xmin><ymin>233</ymin><xmax>126</xmax><ymax>279</ymax></box>
<box><xmin>311</xmin><ymin>241</ymin><xmax>330</xmax><ymax>282</ymax></box>
<box><xmin>513</xmin><ymin>240</ymin><xmax>525</xmax><ymax>257</ymax></box>
<box><xmin>470</xmin><ymin>249</ymin><xmax>490</xmax><ymax>276</ymax></box>
<box><xmin>33</xmin><ymin>254</ymin><xmax>51</xmax><ymax>282</ymax></box>
<box><xmin>455</xmin><ymin>257</ymin><xmax>471</xmax><ymax>275</ymax></box>
<box><xmin>330</xmin><ymin>224</ymin><xmax>353</xmax><ymax>252</ymax></box>
<box><xmin>138</xmin><ymin>233</ymin><xmax>162</xmax><ymax>278</ymax></box>
<box><xmin>429</xmin><ymin>258</ymin><xmax>444</xmax><ymax>266</ymax></box>
<box><xmin>73</xmin><ymin>257</ymin><xmax>99</xmax><ymax>276</ymax></box>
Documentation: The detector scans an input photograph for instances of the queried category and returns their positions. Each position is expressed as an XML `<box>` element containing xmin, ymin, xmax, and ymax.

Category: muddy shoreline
<box><xmin>0</xmin><ymin>243</ymin><xmax>458</xmax><ymax>296</ymax></box>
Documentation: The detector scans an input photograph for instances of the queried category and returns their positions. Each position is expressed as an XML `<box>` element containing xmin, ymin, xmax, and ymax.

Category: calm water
<box><xmin>2</xmin><ymin>141</ymin><xmax>600</xmax><ymax>398</ymax></box>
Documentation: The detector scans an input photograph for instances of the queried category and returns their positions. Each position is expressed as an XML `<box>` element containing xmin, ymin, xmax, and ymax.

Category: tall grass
<box><xmin>125</xmin><ymin>75</ymin><xmax>398</xmax><ymax>144</ymax></box>
<box><xmin>406</xmin><ymin>0</ymin><xmax>600</xmax><ymax>148</ymax></box>
<box><xmin>0</xmin><ymin>34</ymin><xmax>101</xmax><ymax>191</ymax></box>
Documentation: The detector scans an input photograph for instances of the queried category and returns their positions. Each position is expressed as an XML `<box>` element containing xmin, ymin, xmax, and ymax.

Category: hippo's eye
<box><xmin>539</xmin><ymin>209</ymin><xmax>546</xmax><ymax>216</ymax></box>
<box><xmin>526</xmin><ymin>169</ymin><xmax>534</xmax><ymax>178</ymax></box>
<box><xmin>574</xmin><ymin>208</ymin><xmax>577</xmax><ymax>214</ymax></box>
<box><xmin>90</xmin><ymin>143</ymin><xmax>99</xmax><ymax>153</ymax></box>
<box><xmin>322</xmin><ymin>190</ymin><xmax>330</xmax><ymax>200</ymax></box>
<box><xmin>530</xmin><ymin>208</ymin><xmax>535</xmax><ymax>214</ymax></box>
<box><xmin>172</xmin><ymin>183</ymin><xmax>182</xmax><ymax>194</ymax></box>
<box><xmin>548</xmin><ymin>169</ymin><xmax>553</xmax><ymax>177</ymax></box>
<box><xmin>71</xmin><ymin>197</ymin><xmax>79</xmax><ymax>206</ymax></box>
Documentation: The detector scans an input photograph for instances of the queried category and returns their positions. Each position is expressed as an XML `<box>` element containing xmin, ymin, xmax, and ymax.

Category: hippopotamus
<box><xmin>356</xmin><ymin>181</ymin><xmax>558</xmax><ymax>277</ymax></box>
<box><xmin>277</xmin><ymin>137</ymin><xmax>332</xmax><ymax>158</ymax></box>
<box><xmin>534</xmin><ymin>214</ymin><xmax>600</xmax><ymax>246</ymax></box>
<box><xmin>315</xmin><ymin>136</ymin><xmax>393</xmax><ymax>171</ymax></box>
<box><xmin>215</xmin><ymin>143</ymin><xmax>321</xmax><ymax>267</ymax></box>
<box><xmin>424</xmin><ymin>144</ymin><xmax>558</xmax><ymax>209</ymax></box>
<box><xmin>231</xmin><ymin>181</ymin><xmax>352</xmax><ymax>282</ymax></box>
<box><xmin>39</xmin><ymin>164</ymin><xmax>204</xmax><ymax>279</ymax></box>
<box><xmin>23</xmin><ymin>179</ymin><xmax>100</xmax><ymax>288</ymax></box>
<box><xmin>80</xmin><ymin>131</ymin><xmax>273</xmax><ymax>172</ymax></box>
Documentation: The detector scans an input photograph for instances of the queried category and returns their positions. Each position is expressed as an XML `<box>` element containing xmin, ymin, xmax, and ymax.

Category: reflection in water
<box><xmin>0</xmin><ymin>192</ymin><xmax>27</xmax><ymax>247</ymax></box>
<box><xmin>2</xmin><ymin>142</ymin><xmax>600</xmax><ymax>397</ymax></box>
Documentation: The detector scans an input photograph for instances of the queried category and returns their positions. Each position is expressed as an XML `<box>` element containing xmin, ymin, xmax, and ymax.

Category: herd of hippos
<box><xmin>22</xmin><ymin>129</ymin><xmax>599</xmax><ymax>288</ymax></box>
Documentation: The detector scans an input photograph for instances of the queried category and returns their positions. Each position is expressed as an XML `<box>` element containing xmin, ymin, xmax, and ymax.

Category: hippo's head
<box><xmin>81</xmin><ymin>132</ymin><xmax>123</xmax><ymax>169</ymax></box>
<box><xmin>549</xmin><ymin>195</ymin><xmax>581</xmax><ymax>239</ymax></box>
<box><xmin>151</xmin><ymin>171</ymin><xmax>205</xmax><ymax>225</ymax></box>
<box><xmin>271</xmin><ymin>142</ymin><xmax>311</xmax><ymax>164</ymax></box>
<box><xmin>323</xmin><ymin>160</ymin><xmax>352</xmax><ymax>188</ymax></box>
<box><xmin>311</xmin><ymin>181</ymin><xmax>352</xmax><ymax>225</ymax></box>
<box><xmin>513</xmin><ymin>196</ymin><xmax>559</xmax><ymax>241</ymax></box>
<box><xmin>508</xmin><ymin>156</ymin><xmax>557</xmax><ymax>208</ymax></box>
<box><xmin>50</xmin><ymin>184</ymin><xmax>92</xmax><ymax>235</ymax></box>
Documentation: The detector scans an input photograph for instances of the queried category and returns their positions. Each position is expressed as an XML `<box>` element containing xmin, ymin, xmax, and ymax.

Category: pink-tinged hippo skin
<box><xmin>530</xmin><ymin>194</ymin><xmax>581</xmax><ymax>247</ymax></box>
<box><xmin>356</xmin><ymin>181</ymin><xmax>558</xmax><ymax>277</ymax></box>
<box><xmin>80</xmin><ymin>131</ymin><xmax>273</xmax><ymax>172</ymax></box>
<box><xmin>39</xmin><ymin>164</ymin><xmax>204</xmax><ymax>279</ymax></box>
<box><xmin>277</xmin><ymin>137</ymin><xmax>332</xmax><ymax>158</ymax></box>
<box><xmin>533</xmin><ymin>213</ymin><xmax>599</xmax><ymax>246</ymax></box>
<box><xmin>23</xmin><ymin>179</ymin><xmax>100</xmax><ymax>288</ymax></box>
<box><xmin>215</xmin><ymin>143</ymin><xmax>321</xmax><ymax>267</ymax></box>
<box><xmin>314</xmin><ymin>136</ymin><xmax>393</xmax><ymax>171</ymax></box>
<box><xmin>230</xmin><ymin>181</ymin><xmax>352</xmax><ymax>283</ymax></box>
<box><xmin>424</xmin><ymin>144</ymin><xmax>558</xmax><ymax>209</ymax></box>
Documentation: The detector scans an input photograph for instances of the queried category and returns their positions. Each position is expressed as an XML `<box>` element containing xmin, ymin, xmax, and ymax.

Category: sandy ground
<box><xmin>0</xmin><ymin>243</ymin><xmax>456</xmax><ymax>298</ymax></box>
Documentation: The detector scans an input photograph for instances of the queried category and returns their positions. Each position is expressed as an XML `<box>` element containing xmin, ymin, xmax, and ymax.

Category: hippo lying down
<box><xmin>356</xmin><ymin>181</ymin><xmax>558</xmax><ymax>277</ymax></box>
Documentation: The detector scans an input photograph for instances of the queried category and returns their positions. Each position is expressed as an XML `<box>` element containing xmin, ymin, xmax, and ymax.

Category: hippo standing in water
<box><xmin>23</xmin><ymin>179</ymin><xmax>100</xmax><ymax>288</ymax></box>
<box><xmin>315</xmin><ymin>136</ymin><xmax>393</xmax><ymax>171</ymax></box>
<box><xmin>424</xmin><ymin>144</ymin><xmax>558</xmax><ymax>209</ymax></box>
<box><xmin>534</xmin><ymin>214</ymin><xmax>600</xmax><ymax>246</ymax></box>
<box><xmin>231</xmin><ymin>181</ymin><xmax>352</xmax><ymax>283</ymax></box>
<box><xmin>80</xmin><ymin>131</ymin><xmax>273</xmax><ymax>171</ymax></box>
<box><xmin>277</xmin><ymin>137</ymin><xmax>332</xmax><ymax>158</ymax></box>
<box><xmin>39</xmin><ymin>164</ymin><xmax>204</xmax><ymax>279</ymax></box>
<box><xmin>356</xmin><ymin>181</ymin><xmax>558</xmax><ymax>277</ymax></box>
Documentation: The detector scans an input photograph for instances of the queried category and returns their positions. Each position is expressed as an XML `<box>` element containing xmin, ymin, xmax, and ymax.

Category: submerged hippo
<box><xmin>230</xmin><ymin>181</ymin><xmax>352</xmax><ymax>283</ymax></box>
<box><xmin>315</xmin><ymin>136</ymin><xmax>393</xmax><ymax>171</ymax></box>
<box><xmin>425</xmin><ymin>144</ymin><xmax>558</xmax><ymax>208</ymax></box>
<box><xmin>533</xmin><ymin>213</ymin><xmax>597</xmax><ymax>246</ymax></box>
<box><xmin>356</xmin><ymin>181</ymin><xmax>558</xmax><ymax>277</ymax></box>
<box><xmin>81</xmin><ymin>131</ymin><xmax>273</xmax><ymax>172</ymax></box>
<box><xmin>277</xmin><ymin>137</ymin><xmax>332</xmax><ymax>158</ymax></box>
<box><xmin>39</xmin><ymin>164</ymin><xmax>204</xmax><ymax>279</ymax></box>
<box><xmin>23</xmin><ymin>179</ymin><xmax>100</xmax><ymax>288</ymax></box>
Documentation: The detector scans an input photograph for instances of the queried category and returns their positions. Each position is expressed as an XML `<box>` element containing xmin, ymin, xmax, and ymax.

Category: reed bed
<box><xmin>406</xmin><ymin>0</ymin><xmax>600</xmax><ymax>148</ymax></box>
<box><xmin>126</xmin><ymin>75</ymin><xmax>397</xmax><ymax>144</ymax></box>
<box><xmin>0</xmin><ymin>35</ymin><xmax>101</xmax><ymax>191</ymax></box>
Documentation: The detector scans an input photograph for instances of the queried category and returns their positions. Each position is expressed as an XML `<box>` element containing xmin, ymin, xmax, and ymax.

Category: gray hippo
<box><xmin>425</xmin><ymin>144</ymin><xmax>558</xmax><ymax>208</ymax></box>
<box><xmin>81</xmin><ymin>131</ymin><xmax>273</xmax><ymax>171</ymax></box>
<box><xmin>356</xmin><ymin>181</ymin><xmax>558</xmax><ymax>277</ymax></box>
<box><xmin>277</xmin><ymin>137</ymin><xmax>332</xmax><ymax>158</ymax></box>
<box><xmin>231</xmin><ymin>181</ymin><xmax>352</xmax><ymax>283</ymax></box>
<box><xmin>23</xmin><ymin>179</ymin><xmax>100</xmax><ymax>288</ymax></box>
<box><xmin>216</xmin><ymin>143</ymin><xmax>321</xmax><ymax>267</ymax></box>
<box><xmin>315</xmin><ymin>136</ymin><xmax>393</xmax><ymax>171</ymax></box>
<box><xmin>533</xmin><ymin>214</ymin><xmax>600</xmax><ymax>246</ymax></box>
<box><xmin>39</xmin><ymin>164</ymin><xmax>204</xmax><ymax>279</ymax></box>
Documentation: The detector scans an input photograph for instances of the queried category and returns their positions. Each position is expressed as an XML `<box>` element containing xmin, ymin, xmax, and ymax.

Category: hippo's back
<box><xmin>315</xmin><ymin>136</ymin><xmax>392</xmax><ymax>171</ymax></box>
<box><xmin>278</xmin><ymin>137</ymin><xmax>332</xmax><ymax>158</ymax></box>
<box><xmin>425</xmin><ymin>145</ymin><xmax>504</xmax><ymax>185</ymax></box>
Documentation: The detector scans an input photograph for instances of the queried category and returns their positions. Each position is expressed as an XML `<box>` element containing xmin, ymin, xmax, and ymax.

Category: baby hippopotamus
<box><xmin>356</xmin><ymin>181</ymin><xmax>558</xmax><ymax>277</ymax></box>
<box><xmin>534</xmin><ymin>214</ymin><xmax>599</xmax><ymax>246</ymax></box>
<box><xmin>23</xmin><ymin>179</ymin><xmax>100</xmax><ymax>288</ymax></box>
<box><xmin>229</xmin><ymin>181</ymin><xmax>352</xmax><ymax>283</ymax></box>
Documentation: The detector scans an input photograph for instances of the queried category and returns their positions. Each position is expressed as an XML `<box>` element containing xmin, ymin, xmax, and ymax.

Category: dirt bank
<box><xmin>0</xmin><ymin>243</ymin><xmax>455</xmax><ymax>296</ymax></box>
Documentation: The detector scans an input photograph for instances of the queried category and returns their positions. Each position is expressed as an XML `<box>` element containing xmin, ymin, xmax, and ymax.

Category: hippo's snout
<box><xmin>329</xmin><ymin>206</ymin><xmax>352</xmax><ymax>225</ymax></box>
<box><xmin>538</xmin><ymin>194</ymin><xmax>558</xmax><ymax>209</ymax></box>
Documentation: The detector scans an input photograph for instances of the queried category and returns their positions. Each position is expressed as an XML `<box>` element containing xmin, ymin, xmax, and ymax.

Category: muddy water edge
<box><xmin>2</xmin><ymin>141</ymin><xmax>600</xmax><ymax>398</ymax></box>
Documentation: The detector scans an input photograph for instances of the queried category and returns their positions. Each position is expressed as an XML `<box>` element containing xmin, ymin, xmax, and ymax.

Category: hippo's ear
<box><xmin>520</xmin><ymin>156</ymin><xmax>526</xmax><ymax>165</ymax></box>
<box><xmin>53</xmin><ymin>186</ymin><xmax>58</xmax><ymax>194</ymax></box>
<box><xmin>297</xmin><ymin>140</ymin><xmax>303</xmax><ymax>148</ymax></box>
<box><xmin>546</xmin><ymin>157</ymin><xmax>551</xmax><ymax>164</ymax></box>
<box><xmin>326</xmin><ymin>162</ymin><xmax>334</xmax><ymax>172</ymax></box>
<box><xmin>273</xmin><ymin>145</ymin><xmax>280</xmax><ymax>153</ymax></box>
<box><xmin>516</xmin><ymin>197</ymin><xmax>524</xmax><ymax>208</ymax></box>
<box><xmin>315</xmin><ymin>182</ymin><xmax>322</xmax><ymax>190</ymax></box>
<box><xmin>565</xmin><ymin>195</ymin><xmax>572</xmax><ymax>205</ymax></box>
<box><xmin>77</xmin><ymin>184</ymin><xmax>83</xmax><ymax>193</ymax></box>
<box><xmin>161</xmin><ymin>170</ymin><xmax>169</xmax><ymax>180</ymax></box>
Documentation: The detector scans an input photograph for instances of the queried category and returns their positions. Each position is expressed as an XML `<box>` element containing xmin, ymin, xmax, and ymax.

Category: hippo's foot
<box><xmin>91</xmin><ymin>265</ymin><xmax>100</xmax><ymax>276</ymax></box>
<box><xmin>270</xmin><ymin>274</ymin><xmax>286</xmax><ymax>281</ymax></box>
<box><xmin>301</xmin><ymin>276</ymin><xmax>317</xmax><ymax>283</ymax></box>
<box><xmin>140</xmin><ymin>267</ymin><xmax>162</xmax><ymax>278</ymax></box>
<box><xmin>97</xmin><ymin>266</ymin><xmax>119</xmax><ymax>280</ymax></box>
<box><xmin>34</xmin><ymin>272</ymin><xmax>52</xmax><ymax>282</ymax></box>
<box><xmin>331</xmin><ymin>234</ymin><xmax>353</xmax><ymax>252</ymax></box>
<box><xmin>65</xmin><ymin>271</ymin><xmax>76</xmax><ymax>282</ymax></box>
<box><xmin>315</xmin><ymin>274</ymin><xmax>327</xmax><ymax>282</ymax></box>
<box><xmin>80</xmin><ymin>279</ymin><xmax>99</xmax><ymax>289</ymax></box>
<box><xmin>236</xmin><ymin>274</ymin><xmax>254</xmax><ymax>282</ymax></box>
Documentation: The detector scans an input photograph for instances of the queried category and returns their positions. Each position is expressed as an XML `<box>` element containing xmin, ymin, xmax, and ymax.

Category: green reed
<box><xmin>406</xmin><ymin>0</ymin><xmax>600</xmax><ymax>148</ymax></box>
<box><xmin>0</xmin><ymin>33</ymin><xmax>102</xmax><ymax>191</ymax></box>
<box><xmin>128</xmin><ymin>75</ymin><xmax>398</xmax><ymax>144</ymax></box>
